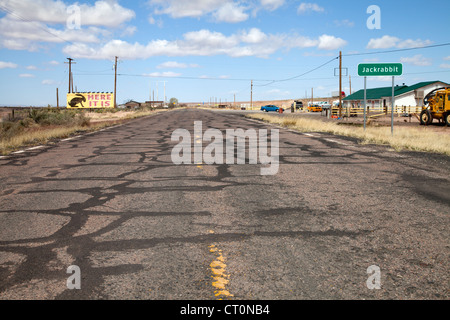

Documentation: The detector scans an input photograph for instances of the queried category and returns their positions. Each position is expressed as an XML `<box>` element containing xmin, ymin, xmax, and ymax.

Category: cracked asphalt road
<box><xmin>0</xmin><ymin>109</ymin><xmax>448</xmax><ymax>300</ymax></box>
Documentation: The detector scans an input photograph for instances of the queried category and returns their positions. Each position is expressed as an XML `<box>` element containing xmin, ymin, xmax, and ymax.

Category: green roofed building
<box><xmin>343</xmin><ymin>81</ymin><xmax>448</xmax><ymax>111</ymax></box>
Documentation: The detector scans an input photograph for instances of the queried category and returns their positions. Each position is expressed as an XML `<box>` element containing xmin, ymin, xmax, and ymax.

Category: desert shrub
<box><xmin>26</xmin><ymin>108</ymin><xmax>91</xmax><ymax>126</ymax></box>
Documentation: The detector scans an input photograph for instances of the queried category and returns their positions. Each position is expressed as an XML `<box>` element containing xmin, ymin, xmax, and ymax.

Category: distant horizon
<box><xmin>1</xmin><ymin>1</ymin><xmax>449</xmax><ymax>106</ymax></box>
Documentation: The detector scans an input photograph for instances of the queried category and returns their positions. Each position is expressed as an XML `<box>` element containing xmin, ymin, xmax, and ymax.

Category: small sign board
<box><xmin>67</xmin><ymin>92</ymin><xmax>114</xmax><ymax>109</ymax></box>
<box><xmin>358</xmin><ymin>63</ymin><xmax>403</xmax><ymax>77</ymax></box>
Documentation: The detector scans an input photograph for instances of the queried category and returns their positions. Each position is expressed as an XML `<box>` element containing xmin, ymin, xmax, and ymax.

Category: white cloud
<box><xmin>400</xmin><ymin>54</ymin><xmax>432</xmax><ymax>66</ymax></box>
<box><xmin>212</xmin><ymin>3</ymin><xmax>249</xmax><ymax>23</ymax></box>
<box><xmin>157</xmin><ymin>61</ymin><xmax>200</xmax><ymax>69</ymax></box>
<box><xmin>334</xmin><ymin>19</ymin><xmax>354</xmax><ymax>27</ymax></box>
<box><xmin>367</xmin><ymin>35</ymin><xmax>433</xmax><ymax>49</ymax></box>
<box><xmin>317</xmin><ymin>35</ymin><xmax>347</xmax><ymax>50</ymax></box>
<box><xmin>439</xmin><ymin>63</ymin><xmax>450</xmax><ymax>69</ymax></box>
<box><xmin>42</xmin><ymin>79</ymin><xmax>56</xmax><ymax>85</ymax></box>
<box><xmin>149</xmin><ymin>0</ymin><xmax>287</xmax><ymax>22</ymax></box>
<box><xmin>260</xmin><ymin>0</ymin><xmax>285</xmax><ymax>11</ymax></box>
<box><xmin>48</xmin><ymin>60</ymin><xmax>59</xmax><ymax>65</ymax></box>
<box><xmin>397</xmin><ymin>39</ymin><xmax>433</xmax><ymax>49</ymax></box>
<box><xmin>443</xmin><ymin>56</ymin><xmax>450</xmax><ymax>61</ymax></box>
<box><xmin>0</xmin><ymin>61</ymin><xmax>18</xmax><ymax>69</ymax></box>
<box><xmin>240</xmin><ymin>28</ymin><xmax>268</xmax><ymax>44</ymax></box>
<box><xmin>297</xmin><ymin>3</ymin><xmax>324</xmax><ymax>14</ymax></box>
<box><xmin>63</xmin><ymin>28</ymin><xmax>347</xmax><ymax>60</ymax></box>
<box><xmin>26</xmin><ymin>65</ymin><xmax>38</xmax><ymax>70</ymax></box>
<box><xmin>19</xmin><ymin>73</ymin><xmax>35</xmax><ymax>78</ymax></box>
<box><xmin>121</xmin><ymin>26</ymin><xmax>137</xmax><ymax>37</ymax></box>
<box><xmin>0</xmin><ymin>0</ymin><xmax>135</xmax><ymax>27</ymax></box>
<box><xmin>0</xmin><ymin>15</ymin><xmax>102</xmax><ymax>51</ymax></box>
<box><xmin>148</xmin><ymin>15</ymin><xmax>164</xmax><ymax>28</ymax></box>
<box><xmin>143</xmin><ymin>71</ymin><xmax>182</xmax><ymax>77</ymax></box>
<box><xmin>367</xmin><ymin>35</ymin><xmax>400</xmax><ymax>49</ymax></box>
<box><xmin>0</xmin><ymin>0</ymin><xmax>136</xmax><ymax>51</ymax></box>
<box><xmin>150</xmin><ymin>0</ymin><xmax>226</xmax><ymax>18</ymax></box>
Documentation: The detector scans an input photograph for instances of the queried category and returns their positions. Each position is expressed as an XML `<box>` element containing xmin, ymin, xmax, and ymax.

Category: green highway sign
<box><xmin>358</xmin><ymin>63</ymin><xmax>403</xmax><ymax>76</ymax></box>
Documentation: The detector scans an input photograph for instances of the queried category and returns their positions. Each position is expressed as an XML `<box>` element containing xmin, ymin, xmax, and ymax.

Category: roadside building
<box><xmin>343</xmin><ymin>81</ymin><xmax>448</xmax><ymax>111</ymax></box>
<box><xmin>123</xmin><ymin>100</ymin><xmax>142</xmax><ymax>109</ymax></box>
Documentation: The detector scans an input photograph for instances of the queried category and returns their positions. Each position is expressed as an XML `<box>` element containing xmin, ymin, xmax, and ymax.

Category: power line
<box><xmin>254</xmin><ymin>56</ymin><xmax>339</xmax><ymax>87</ymax></box>
<box><xmin>0</xmin><ymin>4</ymin><xmax>76</xmax><ymax>46</ymax></box>
<box><xmin>118</xmin><ymin>73</ymin><xmax>275</xmax><ymax>82</ymax></box>
<box><xmin>342</xmin><ymin>42</ymin><xmax>450</xmax><ymax>57</ymax></box>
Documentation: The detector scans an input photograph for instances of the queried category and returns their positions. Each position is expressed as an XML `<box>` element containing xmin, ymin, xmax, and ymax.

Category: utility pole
<box><xmin>163</xmin><ymin>81</ymin><xmax>167</xmax><ymax>105</ymax></box>
<box><xmin>339</xmin><ymin>51</ymin><xmax>342</xmax><ymax>118</ymax></box>
<box><xmin>56</xmin><ymin>88</ymin><xmax>59</xmax><ymax>110</ymax></box>
<box><xmin>349</xmin><ymin>75</ymin><xmax>352</xmax><ymax>95</ymax></box>
<box><xmin>114</xmin><ymin>56</ymin><xmax>118</xmax><ymax>109</ymax></box>
<box><xmin>71</xmin><ymin>72</ymin><xmax>74</xmax><ymax>93</ymax></box>
<box><xmin>250</xmin><ymin>80</ymin><xmax>253</xmax><ymax>110</ymax></box>
<box><xmin>65</xmin><ymin>58</ymin><xmax>75</xmax><ymax>93</ymax></box>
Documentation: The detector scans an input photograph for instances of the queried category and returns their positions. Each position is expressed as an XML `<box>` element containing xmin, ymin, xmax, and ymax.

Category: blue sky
<box><xmin>0</xmin><ymin>0</ymin><xmax>449</xmax><ymax>106</ymax></box>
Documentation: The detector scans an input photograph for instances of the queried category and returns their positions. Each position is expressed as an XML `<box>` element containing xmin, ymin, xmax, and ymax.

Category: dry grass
<box><xmin>247</xmin><ymin>114</ymin><xmax>450</xmax><ymax>156</ymax></box>
<box><xmin>0</xmin><ymin>123</ymin><xmax>111</xmax><ymax>155</ymax></box>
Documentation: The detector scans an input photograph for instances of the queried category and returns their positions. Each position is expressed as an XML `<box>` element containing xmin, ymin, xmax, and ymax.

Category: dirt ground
<box><xmin>84</xmin><ymin>111</ymin><xmax>134</xmax><ymax>123</ymax></box>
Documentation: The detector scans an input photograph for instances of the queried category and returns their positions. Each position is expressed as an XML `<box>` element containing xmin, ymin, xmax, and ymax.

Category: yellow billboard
<box><xmin>67</xmin><ymin>92</ymin><xmax>114</xmax><ymax>108</ymax></box>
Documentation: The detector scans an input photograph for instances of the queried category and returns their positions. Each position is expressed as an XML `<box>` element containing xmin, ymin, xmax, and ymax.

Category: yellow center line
<box><xmin>209</xmin><ymin>243</ymin><xmax>234</xmax><ymax>299</ymax></box>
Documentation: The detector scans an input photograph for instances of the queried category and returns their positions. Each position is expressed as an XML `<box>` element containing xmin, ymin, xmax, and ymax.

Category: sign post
<box><xmin>358</xmin><ymin>63</ymin><xmax>403</xmax><ymax>135</ymax></box>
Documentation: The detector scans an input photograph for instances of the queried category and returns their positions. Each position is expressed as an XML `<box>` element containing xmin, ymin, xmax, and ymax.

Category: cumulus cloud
<box><xmin>367</xmin><ymin>35</ymin><xmax>400</xmax><ymax>49</ymax></box>
<box><xmin>63</xmin><ymin>28</ymin><xmax>347</xmax><ymax>60</ymax></box>
<box><xmin>317</xmin><ymin>35</ymin><xmax>347</xmax><ymax>50</ymax></box>
<box><xmin>260</xmin><ymin>0</ymin><xmax>285</xmax><ymax>11</ymax></box>
<box><xmin>149</xmin><ymin>0</ymin><xmax>288</xmax><ymax>22</ymax></box>
<box><xmin>19</xmin><ymin>73</ymin><xmax>35</xmax><ymax>78</ymax></box>
<box><xmin>297</xmin><ymin>3</ymin><xmax>324</xmax><ymax>14</ymax></box>
<box><xmin>157</xmin><ymin>61</ymin><xmax>200</xmax><ymax>69</ymax></box>
<box><xmin>0</xmin><ymin>0</ymin><xmax>135</xmax><ymax>27</ymax></box>
<box><xmin>0</xmin><ymin>15</ymin><xmax>101</xmax><ymax>46</ymax></box>
<box><xmin>212</xmin><ymin>3</ymin><xmax>249</xmax><ymax>23</ymax></box>
<box><xmin>0</xmin><ymin>61</ymin><xmax>18</xmax><ymax>69</ymax></box>
<box><xmin>334</xmin><ymin>19</ymin><xmax>354</xmax><ymax>27</ymax></box>
<box><xmin>400</xmin><ymin>54</ymin><xmax>432</xmax><ymax>66</ymax></box>
<box><xmin>0</xmin><ymin>0</ymin><xmax>135</xmax><ymax>51</ymax></box>
<box><xmin>143</xmin><ymin>71</ymin><xmax>182</xmax><ymax>78</ymax></box>
<box><xmin>150</xmin><ymin>0</ymin><xmax>227</xmax><ymax>18</ymax></box>
<box><xmin>367</xmin><ymin>35</ymin><xmax>433</xmax><ymax>49</ymax></box>
<box><xmin>42</xmin><ymin>79</ymin><xmax>56</xmax><ymax>85</ymax></box>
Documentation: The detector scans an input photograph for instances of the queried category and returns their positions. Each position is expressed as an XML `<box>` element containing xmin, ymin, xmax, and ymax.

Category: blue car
<box><xmin>261</xmin><ymin>105</ymin><xmax>284</xmax><ymax>112</ymax></box>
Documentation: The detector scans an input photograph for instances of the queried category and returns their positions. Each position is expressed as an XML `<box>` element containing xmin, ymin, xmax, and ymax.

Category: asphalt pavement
<box><xmin>0</xmin><ymin>108</ymin><xmax>448</xmax><ymax>300</ymax></box>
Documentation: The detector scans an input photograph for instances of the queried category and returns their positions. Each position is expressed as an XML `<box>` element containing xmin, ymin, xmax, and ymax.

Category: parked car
<box><xmin>291</xmin><ymin>100</ymin><xmax>303</xmax><ymax>110</ymax></box>
<box><xmin>261</xmin><ymin>105</ymin><xmax>284</xmax><ymax>112</ymax></box>
<box><xmin>318</xmin><ymin>101</ymin><xmax>331</xmax><ymax>110</ymax></box>
<box><xmin>307</xmin><ymin>104</ymin><xmax>322</xmax><ymax>112</ymax></box>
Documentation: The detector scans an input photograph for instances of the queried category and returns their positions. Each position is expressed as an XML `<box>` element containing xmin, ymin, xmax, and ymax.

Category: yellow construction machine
<box><xmin>420</xmin><ymin>87</ymin><xmax>450</xmax><ymax>126</ymax></box>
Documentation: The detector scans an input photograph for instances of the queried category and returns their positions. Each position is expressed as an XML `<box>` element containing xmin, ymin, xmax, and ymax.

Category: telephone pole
<box><xmin>163</xmin><ymin>81</ymin><xmax>167</xmax><ymax>105</ymax></box>
<box><xmin>349</xmin><ymin>75</ymin><xmax>352</xmax><ymax>95</ymax></box>
<box><xmin>339</xmin><ymin>51</ymin><xmax>342</xmax><ymax>118</ymax></box>
<box><xmin>114</xmin><ymin>56</ymin><xmax>118</xmax><ymax>108</ymax></box>
<box><xmin>65</xmin><ymin>58</ymin><xmax>76</xmax><ymax>93</ymax></box>
<box><xmin>250</xmin><ymin>80</ymin><xmax>253</xmax><ymax>110</ymax></box>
